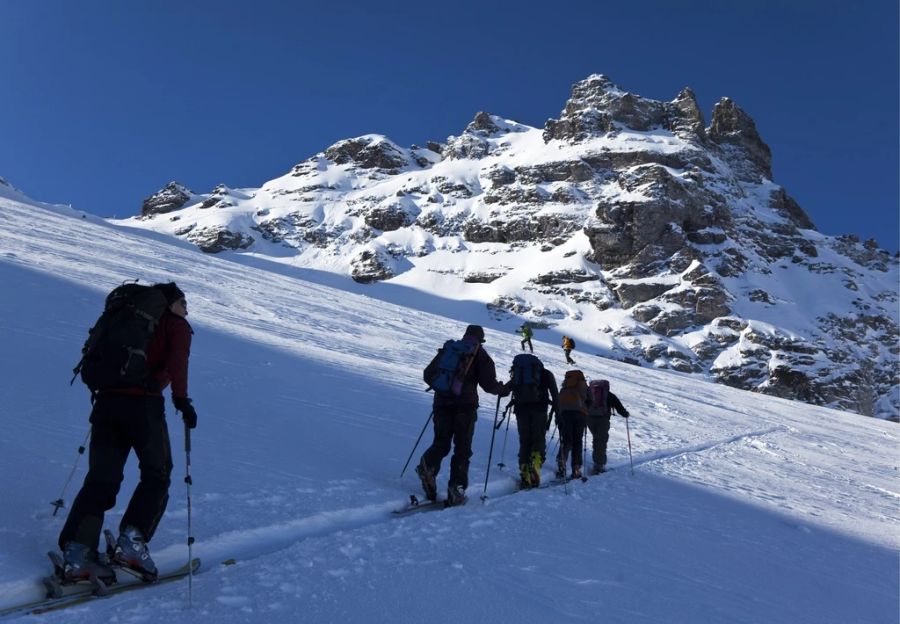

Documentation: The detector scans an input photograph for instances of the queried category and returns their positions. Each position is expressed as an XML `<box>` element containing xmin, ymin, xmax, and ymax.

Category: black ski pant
<box><xmin>419</xmin><ymin>406</ymin><xmax>476</xmax><ymax>490</ymax></box>
<box><xmin>515</xmin><ymin>405</ymin><xmax>547</xmax><ymax>469</ymax></box>
<box><xmin>520</xmin><ymin>337</ymin><xmax>533</xmax><ymax>352</ymax></box>
<box><xmin>563</xmin><ymin>348</ymin><xmax>575</xmax><ymax>364</ymax></box>
<box><xmin>556</xmin><ymin>410</ymin><xmax>586</xmax><ymax>471</ymax></box>
<box><xmin>59</xmin><ymin>394</ymin><xmax>173</xmax><ymax>551</ymax></box>
<box><xmin>587</xmin><ymin>414</ymin><xmax>611</xmax><ymax>469</ymax></box>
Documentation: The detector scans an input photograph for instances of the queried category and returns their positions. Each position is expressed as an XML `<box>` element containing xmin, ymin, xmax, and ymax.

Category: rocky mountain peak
<box><xmin>141</xmin><ymin>181</ymin><xmax>194</xmax><ymax>217</ymax></box>
<box><xmin>671</xmin><ymin>87</ymin><xmax>706</xmax><ymax>138</ymax></box>
<box><xmin>545</xmin><ymin>76</ymin><xmax>712</xmax><ymax>143</ymax></box>
<box><xmin>465</xmin><ymin>111</ymin><xmax>501</xmax><ymax>136</ymax></box>
<box><xmin>126</xmin><ymin>74</ymin><xmax>899</xmax><ymax>420</ymax></box>
<box><xmin>708</xmin><ymin>97</ymin><xmax>772</xmax><ymax>180</ymax></box>
<box><xmin>323</xmin><ymin>135</ymin><xmax>411</xmax><ymax>171</ymax></box>
<box><xmin>569</xmin><ymin>73</ymin><xmax>626</xmax><ymax>101</ymax></box>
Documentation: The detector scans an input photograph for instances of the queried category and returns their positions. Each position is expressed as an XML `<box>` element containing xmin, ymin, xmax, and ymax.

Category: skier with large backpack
<box><xmin>507</xmin><ymin>353</ymin><xmax>558</xmax><ymax>488</ymax></box>
<box><xmin>586</xmin><ymin>379</ymin><xmax>629</xmax><ymax>474</ymax></box>
<box><xmin>58</xmin><ymin>282</ymin><xmax>198</xmax><ymax>584</ymax></box>
<box><xmin>418</xmin><ymin>325</ymin><xmax>509</xmax><ymax>506</ymax></box>
<box><xmin>554</xmin><ymin>369</ymin><xmax>590</xmax><ymax>479</ymax></box>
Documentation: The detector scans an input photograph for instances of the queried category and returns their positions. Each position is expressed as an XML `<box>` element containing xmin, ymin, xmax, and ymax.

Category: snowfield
<box><xmin>0</xmin><ymin>194</ymin><xmax>897</xmax><ymax>623</ymax></box>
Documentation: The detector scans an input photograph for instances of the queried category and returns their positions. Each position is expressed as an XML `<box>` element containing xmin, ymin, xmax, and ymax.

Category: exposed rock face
<box><xmin>324</xmin><ymin>137</ymin><xmax>410</xmax><ymax>171</ymax></box>
<box><xmin>350</xmin><ymin>248</ymin><xmax>395</xmax><ymax>283</ymax></box>
<box><xmin>364</xmin><ymin>198</ymin><xmax>420</xmax><ymax>232</ymax></box>
<box><xmin>543</xmin><ymin>74</ymin><xmax>709</xmax><ymax>143</ymax></box>
<box><xmin>130</xmin><ymin>74</ymin><xmax>899</xmax><ymax>420</ymax></box>
<box><xmin>186</xmin><ymin>227</ymin><xmax>254</xmax><ymax>253</ymax></box>
<box><xmin>142</xmin><ymin>182</ymin><xmax>193</xmax><ymax>217</ymax></box>
<box><xmin>708</xmin><ymin>97</ymin><xmax>772</xmax><ymax>181</ymax></box>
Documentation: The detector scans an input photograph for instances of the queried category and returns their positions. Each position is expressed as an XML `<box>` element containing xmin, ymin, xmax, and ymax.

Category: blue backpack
<box><xmin>429</xmin><ymin>339</ymin><xmax>479</xmax><ymax>395</ymax></box>
<box><xmin>510</xmin><ymin>353</ymin><xmax>544</xmax><ymax>404</ymax></box>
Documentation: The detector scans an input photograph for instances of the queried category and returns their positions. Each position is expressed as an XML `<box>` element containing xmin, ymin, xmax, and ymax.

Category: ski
<box><xmin>518</xmin><ymin>475</ymin><xmax>589</xmax><ymax>491</ymax></box>
<box><xmin>391</xmin><ymin>494</ymin><xmax>448</xmax><ymax>516</ymax></box>
<box><xmin>397</xmin><ymin>472</ymin><xmax>590</xmax><ymax>514</ymax></box>
<box><xmin>0</xmin><ymin>558</ymin><xmax>200</xmax><ymax>618</ymax></box>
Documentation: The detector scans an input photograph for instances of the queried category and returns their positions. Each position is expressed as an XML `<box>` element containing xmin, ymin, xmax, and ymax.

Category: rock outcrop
<box><xmin>142</xmin><ymin>182</ymin><xmax>194</xmax><ymax>217</ymax></box>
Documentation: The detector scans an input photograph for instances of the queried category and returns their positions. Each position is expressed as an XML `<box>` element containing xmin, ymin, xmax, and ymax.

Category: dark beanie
<box><xmin>155</xmin><ymin>282</ymin><xmax>185</xmax><ymax>305</ymax></box>
<box><xmin>464</xmin><ymin>324</ymin><xmax>485</xmax><ymax>343</ymax></box>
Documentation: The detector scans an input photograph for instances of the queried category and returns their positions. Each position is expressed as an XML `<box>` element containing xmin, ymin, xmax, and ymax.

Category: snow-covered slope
<box><xmin>0</xmin><ymin>189</ymin><xmax>897</xmax><ymax>622</ymax></box>
<box><xmin>116</xmin><ymin>76</ymin><xmax>899</xmax><ymax>420</ymax></box>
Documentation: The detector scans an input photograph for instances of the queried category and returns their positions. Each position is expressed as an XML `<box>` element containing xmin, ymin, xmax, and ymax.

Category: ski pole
<box><xmin>583</xmin><ymin>424</ymin><xmax>588</xmax><ymax>476</ymax></box>
<box><xmin>552</xmin><ymin>414</ymin><xmax>568</xmax><ymax>494</ymax></box>
<box><xmin>480</xmin><ymin>396</ymin><xmax>502</xmax><ymax>502</ymax></box>
<box><xmin>625</xmin><ymin>416</ymin><xmax>635</xmax><ymax>476</ymax></box>
<box><xmin>184</xmin><ymin>422</ymin><xmax>194</xmax><ymax>608</ymax></box>
<box><xmin>400</xmin><ymin>410</ymin><xmax>434</xmax><ymax>478</ymax></box>
<box><xmin>51</xmin><ymin>427</ymin><xmax>92</xmax><ymax>516</ymax></box>
<box><xmin>497</xmin><ymin>402</ymin><xmax>513</xmax><ymax>470</ymax></box>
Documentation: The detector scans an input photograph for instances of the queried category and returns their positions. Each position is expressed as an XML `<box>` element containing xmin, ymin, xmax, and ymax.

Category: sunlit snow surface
<box><xmin>0</xmin><ymin>196</ymin><xmax>896</xmax><ymax>623</ymax></box>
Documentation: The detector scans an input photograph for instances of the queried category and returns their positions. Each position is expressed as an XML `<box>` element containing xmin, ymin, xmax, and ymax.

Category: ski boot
<box><xmin>110</xmin><ymin>527</ymin><xmax>158</xmax><ymax>581</ymax></box>
<box><xmin>446</xmin><ymin>484</ymin><xmax>468</xmax><ymax>507</ymax></box>
<box><xmin>529</xmin><ymin>451</ymin><xmax>542</xmax><ymax>488</ymax></box>
<box><xmin>46</xmin><ymin>542</ymin><xmax>117</xmax><ymax>597</ymax></box>
<box><xmin>590</xmin><ymin>464</ymin><xmax>606</xmax><ymax>476</ymax></box>
<box><xmin>555</xmin><ymin>460</ymin><xmax>566</xmax><ymax>480</ymax></box>
<box><xmin>415</xmin><ymin>462</ymin><xmax>438</xmax><ymax>502</ymax></box>
<box><xmin>572</xmin><ymin>466</ymin><xmax>583</xmax><ymax>480</ymax></box>
<box><xmin>519</xmin><ymin>464</ymin><xmax>533</xmax><ymax>490</ymax></box>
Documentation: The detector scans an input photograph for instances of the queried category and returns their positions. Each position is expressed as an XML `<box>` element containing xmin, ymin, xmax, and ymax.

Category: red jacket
<box><xmin>149</xmin><ymin>313</ymin><xmax>192</xmax><ymax>399</ymax></box>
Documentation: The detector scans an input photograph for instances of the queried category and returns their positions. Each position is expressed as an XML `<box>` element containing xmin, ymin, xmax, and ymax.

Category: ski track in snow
<box><xmin>146</xmin><ymin>424</ymin><xmax>798</xmax><ymax>578</ymax></box>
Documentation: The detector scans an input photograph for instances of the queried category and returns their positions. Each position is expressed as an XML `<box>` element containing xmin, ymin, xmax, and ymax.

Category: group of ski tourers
<box><xmin>416</xmin><ymin>323</ymin><xmax>629</xmax><ymax>507</ymax></box>
<box><xmin>51</xmin><ymin>281</ymin><xmax>628</xmax><ymax>596</ymax></box>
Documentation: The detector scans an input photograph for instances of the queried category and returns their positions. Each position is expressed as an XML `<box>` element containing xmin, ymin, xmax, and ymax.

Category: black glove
<box><xmin>174</xmin><ymin>397</ymin><xmax>198</xmax><ymax>429</ymax></box>
<box><xmin>622</xmin><ymin>410</ymin><xmax>630</xmax><ymax>419</ymax></box>
<box><xmin>499</xmin><ymin>383</ymin><xmax>511</xmax><ymax>398</ymax></box>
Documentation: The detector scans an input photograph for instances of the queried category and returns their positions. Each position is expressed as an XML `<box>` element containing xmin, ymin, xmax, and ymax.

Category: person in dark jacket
<box><xmin>58</xmin><ymin>282</ymin><xmax>199</xmax><ymax>582</ymax></box>
<box><xmin>586</xmin><ymin>379</ymin><xmax>629</xmax><ymax>474</ymax></box>
<box><xmin>511</xmin><ymin>363</ymin><xmax>558</xmax><ymax>489</ymax></box>
<box><xmin>418</xmin><ymin>324</ymin><xmax>509</xmax><ymax>506</ymax></box>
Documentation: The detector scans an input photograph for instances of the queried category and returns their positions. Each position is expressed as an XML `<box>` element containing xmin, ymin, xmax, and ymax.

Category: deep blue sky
<box><xmin>2</xmin><ymin>0</ymin><xmax>897</xmax><ymax>250</ymax></box>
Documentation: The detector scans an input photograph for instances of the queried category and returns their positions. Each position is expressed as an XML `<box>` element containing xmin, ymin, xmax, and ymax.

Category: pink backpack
<box><xmin>588</xmin><ymin>379</ymin><xmax>611</xmax><ymax>417</ymax></box>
